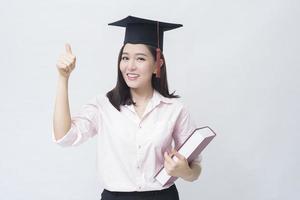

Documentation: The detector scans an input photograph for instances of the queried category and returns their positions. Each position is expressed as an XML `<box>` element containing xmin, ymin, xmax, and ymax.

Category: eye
<box><xmin>137</xmin><ymin>57</ymin><xmax>145</xmax><ymax>61</ymax></box>
<box><xmin>121</xmin><ymin>56</ymin><xmax>129</xmax><ymax>61</ymax></box>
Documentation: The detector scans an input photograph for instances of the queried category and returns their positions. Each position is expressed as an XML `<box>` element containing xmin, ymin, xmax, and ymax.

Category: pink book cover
<box><xmin>154</xmin><ymin>126</ymin><xmax>217</xmax><ymax>186</ymax></box>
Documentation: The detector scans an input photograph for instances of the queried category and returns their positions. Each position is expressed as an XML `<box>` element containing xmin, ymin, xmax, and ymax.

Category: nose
<box><xmin>127</xmin><ymin>59</ymin><xmax>137</xmax><ymax>71</ymax></box>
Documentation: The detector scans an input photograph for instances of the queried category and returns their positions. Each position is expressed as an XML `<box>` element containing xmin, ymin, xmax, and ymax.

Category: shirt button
<box><xmin>138</xmin><ymin>145</ymin><xmax>141</xmax><ymax>149</ymax></box>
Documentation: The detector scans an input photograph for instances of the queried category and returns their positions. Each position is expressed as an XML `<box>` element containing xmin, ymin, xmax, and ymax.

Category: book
<box><xmin>154</xmin><ymin>126</ymin><xmax>216</xmax><ymax>186</ymax></box>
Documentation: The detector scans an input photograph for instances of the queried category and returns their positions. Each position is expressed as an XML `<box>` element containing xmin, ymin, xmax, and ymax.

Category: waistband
<box><xmin>102</xmin><ymin>184</ymin><xmax>177</xmax><ymax>197</ymax></box>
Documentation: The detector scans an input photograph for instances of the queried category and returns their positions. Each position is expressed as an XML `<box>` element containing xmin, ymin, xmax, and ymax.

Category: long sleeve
<box><xmin>172</xmin><ymin>105</ymin><xmax>202</xmax><ymax>166</ymax></box>
<box><xmin>52</xmin><ymin>96</ymin><xmax>101</xmax><ymax>147</ymax></box>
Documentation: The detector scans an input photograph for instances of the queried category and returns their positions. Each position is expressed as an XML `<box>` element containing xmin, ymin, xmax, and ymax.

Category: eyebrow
<box><xmin>122</xmin><ymin>52</ymin><xmax>148</xmax><ymax>57</ymax></box>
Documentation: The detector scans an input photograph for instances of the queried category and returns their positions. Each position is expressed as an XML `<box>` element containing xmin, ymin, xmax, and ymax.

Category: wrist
<box><xmin>58</xmin><ymin>75</ymin><xmax>69</xmax><ymax>83</ymax></box>
<box><xmin>181</xmin><ymin>167</ymin><xmax>194</xmax><ymax>182</ymax></box>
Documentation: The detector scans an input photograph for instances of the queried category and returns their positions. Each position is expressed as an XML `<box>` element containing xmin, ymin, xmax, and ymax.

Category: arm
<box><xmin>170</xmin><ymin>105</ymin><xmax>202</xmax><ymax>182</ymax></box>
<box><xmin>53</xmin><ymin>43</ymin><xmax>76</xmax><ymax>141</ymax></box>
<box><xmin>53</xmin><ymin>76</ymin><xmax>71</xmax><ymax>140</ymax></box>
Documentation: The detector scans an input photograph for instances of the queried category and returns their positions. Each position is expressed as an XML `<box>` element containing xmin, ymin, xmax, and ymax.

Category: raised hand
<box><xmin>56</xmin><ymin>43</ymin><xmax>76</xmax><ymax>78</ymax></box>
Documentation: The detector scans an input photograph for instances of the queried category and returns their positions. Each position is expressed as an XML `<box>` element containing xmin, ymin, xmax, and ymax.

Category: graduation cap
<box><xmin>108</xmin><ymin>15</ymin><xmax>183</xmax><ymax>78</ymax></box>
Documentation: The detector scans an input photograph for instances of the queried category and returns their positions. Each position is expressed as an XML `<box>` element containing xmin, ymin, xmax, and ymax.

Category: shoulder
<box><xmin>166</xmin><ymin>97</ymin><xmax>195</xmax><ymax>120</ymax></box>
<box><xmin>85</xmin><ymin>93</ymin><xmax>107</xmax><ymax>108</ymax></box>
<box><xmin>94</xmin><ymin>93</ymin><xmax>107</xmax><ymax>102</ymax></box>
<box><xmin>156</xmin><ymin>92</ymin><xmax>182</xmax><ymax>107</ymax></box>
<box><xmin>164</xmin><ymin>97</ymin><xmax>187</xmax><ymax>111</ymax></box>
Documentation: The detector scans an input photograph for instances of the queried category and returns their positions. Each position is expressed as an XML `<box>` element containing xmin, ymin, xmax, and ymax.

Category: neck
<box><xmin>130</xmin><ymin>86</ymin><xmax>154</xmax><ymax>105</ymax></box>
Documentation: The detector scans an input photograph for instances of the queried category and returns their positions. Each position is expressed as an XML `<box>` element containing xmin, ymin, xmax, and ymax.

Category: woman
<box><xmin>53</xmin><ymin>16</ymin><xmax>202</xmax><ymax>200</ymax></box>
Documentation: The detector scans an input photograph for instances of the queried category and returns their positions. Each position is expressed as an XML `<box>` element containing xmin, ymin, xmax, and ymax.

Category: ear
<box><xmin>153</xmin><ymin>59</ymin><xmax>164</xmax><ymax>74</ymax></box>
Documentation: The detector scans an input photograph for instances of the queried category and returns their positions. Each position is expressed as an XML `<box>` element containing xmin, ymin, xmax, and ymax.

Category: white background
<box><xmin>0</xmin><ymin>0</ymin><xmax>299</xmax><ymax>199</ymax></box>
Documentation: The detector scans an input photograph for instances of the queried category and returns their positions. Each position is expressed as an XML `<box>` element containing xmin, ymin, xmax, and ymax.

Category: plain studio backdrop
<box><xmin>0</xmin><ymin>0</ymin><xmax>299</xmax><ymax>199</ymax></box>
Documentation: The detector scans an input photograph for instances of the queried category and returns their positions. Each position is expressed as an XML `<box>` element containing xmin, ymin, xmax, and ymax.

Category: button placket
<box><xmin>136</xmin><ymin>130</ymin><xmax>143</xmax><ymax>156</ymax></box>
<box><xmin>135</xmin><ymin>163</ymin><xmax>143</xmax><ymax>190</ymax></box>
<box><xmin>135</xmin><ymin>122</ymin><xmax>144</xmax><ymax>190</ymax></box>
<box><xmin>136</xmin><ymin>128</ymin><xmax>141</xmax><ymax>167</ymax></box>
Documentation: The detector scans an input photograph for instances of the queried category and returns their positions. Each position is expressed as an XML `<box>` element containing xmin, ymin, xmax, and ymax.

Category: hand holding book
<box><xmin>163</xmin><ymin>149</ymin><xmax>193</xmax><ymax>180</ymax></box>
<box><xmin>154</xmin><ymin>126</ymin><xmax>216</xmax><ymax>186</ymax></box>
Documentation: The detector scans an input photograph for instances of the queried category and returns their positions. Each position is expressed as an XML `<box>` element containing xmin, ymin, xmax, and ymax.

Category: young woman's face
<box><xmin>119</xmin><ymin>43</ymin><xmax>156</xmax><ymax>90</ymax></box>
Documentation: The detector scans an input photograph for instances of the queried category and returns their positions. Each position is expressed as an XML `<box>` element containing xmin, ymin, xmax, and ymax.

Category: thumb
<box><xmin>65</xmin><ymin>43</ymin><xmax>73</xmax><ymax>54</ymax></box>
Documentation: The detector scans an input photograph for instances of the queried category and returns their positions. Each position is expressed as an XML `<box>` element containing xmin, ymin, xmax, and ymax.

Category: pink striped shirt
<box><xmin>52</xmin><ymin>89</ymin><xmax>202</xmax><ymax>192</ymax></box>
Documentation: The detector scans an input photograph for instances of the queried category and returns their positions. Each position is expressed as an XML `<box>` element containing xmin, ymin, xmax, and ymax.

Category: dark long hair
<box><xmin>106</xmin><ymin>44</ymin><xmax>180</xmax><ymax>111</ymax></box>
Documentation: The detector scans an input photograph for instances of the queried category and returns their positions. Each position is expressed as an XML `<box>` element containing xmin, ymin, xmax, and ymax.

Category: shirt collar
<box><xmin>152</xmin><ymin>89</ymin><xmax>173</xmax><ymax>105</ymax></box>
<box><xmin>123</xmin><ymin>89</ymin><xmax>173</xmax><ymax>112</ymax></box>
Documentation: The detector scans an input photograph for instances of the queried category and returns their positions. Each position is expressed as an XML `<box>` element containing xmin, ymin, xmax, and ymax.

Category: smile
<box><xmin>127</xmin><ymin>73</ymin><xmax>140</xmax><ymax>80</ymax></box>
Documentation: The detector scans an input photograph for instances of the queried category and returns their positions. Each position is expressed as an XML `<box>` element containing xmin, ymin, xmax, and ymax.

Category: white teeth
<box><xmin>127</xmin><ymin>73</ymin><xmax>139</xmax><ymax>78</ymax></box>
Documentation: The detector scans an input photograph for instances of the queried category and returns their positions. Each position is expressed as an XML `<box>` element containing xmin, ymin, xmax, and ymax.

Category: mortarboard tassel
<box><xmin>156</xmin><ymin>48</ymin><xmax>161</xmax><ymax>78</ymax></box>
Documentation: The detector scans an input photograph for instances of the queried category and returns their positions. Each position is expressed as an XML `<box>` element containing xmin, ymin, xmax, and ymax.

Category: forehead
<box><xmin>122</xmin><ymin>43</ymin><xmax>151</xmax><ymax>55</ymax></box>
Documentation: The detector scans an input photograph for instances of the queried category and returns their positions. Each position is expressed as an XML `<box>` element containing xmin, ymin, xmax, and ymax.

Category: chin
<box><xmin>127</xmin><ymin>85</ymin><xmax>139</xmax><ymax>89</ymax></box>
<box><xmin>124</xmin><ymin>78</ymin><xmax>142</xmax><ymax>89</ymax></box>
<box><xmin>125</xmin><ymin>81</ymin><xmax>140</xmax><ymax>89</ymax></box>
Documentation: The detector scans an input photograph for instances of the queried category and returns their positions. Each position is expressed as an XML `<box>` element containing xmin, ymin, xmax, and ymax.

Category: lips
<box><xmin>127</xmin><ymin>73</ymin><xmax>140</xmax><ymax>80</ymax></box>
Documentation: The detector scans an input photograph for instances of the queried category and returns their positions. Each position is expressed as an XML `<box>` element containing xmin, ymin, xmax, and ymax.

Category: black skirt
<box><xmin>100</xmin><ymin>184</ymin><xmax>180</xmax><ymax>200</ymax></box>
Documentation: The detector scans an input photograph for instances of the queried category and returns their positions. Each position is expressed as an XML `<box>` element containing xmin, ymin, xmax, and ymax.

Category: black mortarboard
<box><xmin>108</xmin><ymin>16</ymin><xmax>183</xmax><ymax>78</ymax></box>
<box><xmin>108</xmin><ymin>15</ymin><xmax>182</xmax><ymax>51</ymax></box>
